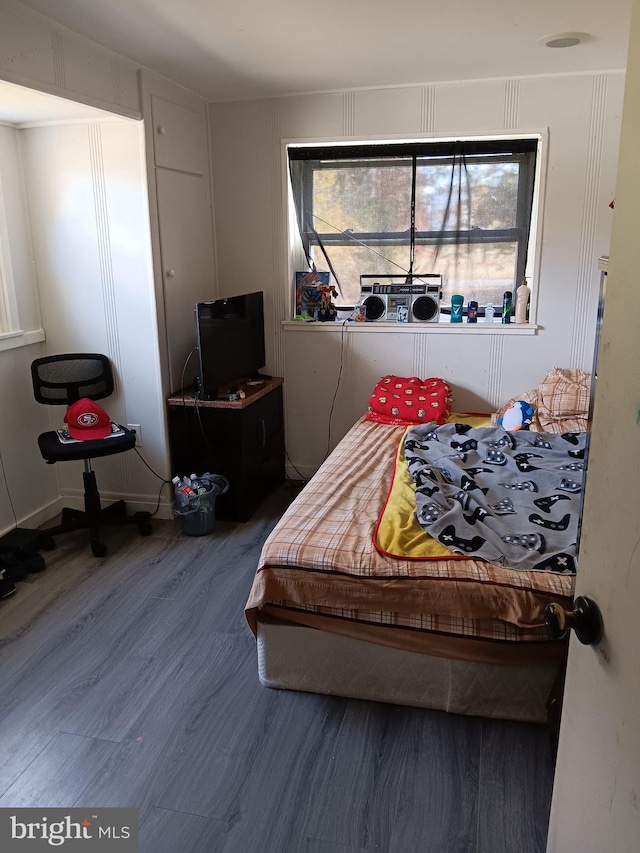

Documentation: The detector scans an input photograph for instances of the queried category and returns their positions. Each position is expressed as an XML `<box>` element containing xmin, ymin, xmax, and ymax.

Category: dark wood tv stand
<box><xmin>166</xmin><ymin>376</ymin><xmax>284</xmax><ymax>522</ymax></box>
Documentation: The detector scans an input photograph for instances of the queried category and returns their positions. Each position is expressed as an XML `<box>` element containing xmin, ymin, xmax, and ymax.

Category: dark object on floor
<box><xmin>0</xmin><ymin>553</ymin><xmax>27</xmax><ymax>582</ymax></box>
<box><xmin>19</xmin><ymin>551</ymin><xmax>46</xmax><ymax>573</ymax></box>
<box><xmin>31</xmin><ymin>353</ymin><xmax>153</xmax><ymax>558</ymax></box>
<box><xmin>0</xmin><ymin>527</ymin><xmax>54</xmax><ymax>552</ymax></box>
<box><xmin>0</xmin><ymin>567</ymin><xmax>16</xmax><ymax>598</ymax></box>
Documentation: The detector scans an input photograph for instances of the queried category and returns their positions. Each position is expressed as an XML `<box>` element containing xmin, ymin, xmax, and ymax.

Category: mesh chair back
<box><xmin>31</xmin><ymin>354</ymin><xmax>114</xmax><ymax>405</ymax></box>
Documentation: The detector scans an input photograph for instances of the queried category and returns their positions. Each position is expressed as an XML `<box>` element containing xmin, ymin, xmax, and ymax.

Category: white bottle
<box><xmin>515</xmin><ymin>283</ymin><xmax>531</xmax><ymax>324</ymax></box>
<box><xmin>484</xmin><ymin>303</ymin><xmax>495</xmax><ymax>323</ymax></box>
<box><xmin>189</xmin><ymin>473</ymin><xmax>208</xmax><ymax>495</ymax></box>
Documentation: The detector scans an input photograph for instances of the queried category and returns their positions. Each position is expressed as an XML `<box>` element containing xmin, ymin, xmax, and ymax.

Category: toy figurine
<box><xmin>317</xmin><ymin>283</ymin><xmax>338</xmax><ymax>321</ymax></box>
<box><xmin>498</xmin><ymin>400</ymin><xmax>535</xmax><ymax>431</ymax></box>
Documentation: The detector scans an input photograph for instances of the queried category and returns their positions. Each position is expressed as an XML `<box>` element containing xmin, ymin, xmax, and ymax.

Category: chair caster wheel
<box><xmin>134</xmin><ymin>512</ymin><xmax>152</xmax><ymax>536</ymax></box>
<box><xmin>91</xmin><ymin>541</ymin><xmax>108</xmax><ymax>558</ymax></box>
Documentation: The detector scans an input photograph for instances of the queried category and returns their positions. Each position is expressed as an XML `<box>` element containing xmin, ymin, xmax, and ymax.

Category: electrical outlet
<box><xmin>127</xmin><ymin>424</ymin><xmax>142</xmax><ymax>447</ymax></box>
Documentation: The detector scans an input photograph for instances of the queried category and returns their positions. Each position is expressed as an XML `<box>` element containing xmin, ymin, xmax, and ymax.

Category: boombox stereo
<box><xmin>359</xmin><ymin>274</ymin><xmax>442</xmax><ymax>322</ymax></box>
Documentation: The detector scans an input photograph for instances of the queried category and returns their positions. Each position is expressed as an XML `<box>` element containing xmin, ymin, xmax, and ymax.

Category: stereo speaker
<box><xmin>359</xmin><ymin>275</ymin><xmax>442</xmax><ymax>323</ymax></box>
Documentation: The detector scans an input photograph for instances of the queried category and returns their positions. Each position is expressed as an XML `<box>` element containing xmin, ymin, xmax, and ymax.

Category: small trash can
<box><xmin>172</xmin><ymin>474</ymin><xmax>229</xmax><ymax>536</ymax></box>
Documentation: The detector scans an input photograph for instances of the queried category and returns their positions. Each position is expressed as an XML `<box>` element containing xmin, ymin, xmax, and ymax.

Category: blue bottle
<box><xmin>501</xmin><ymin>291</ymin><xmax>513</xmax><ymax>324</ymax></box>
<box><xmin>467</xmin><ymin>300</ymin><xmax>478</xmax><ymax>323</ymax></box>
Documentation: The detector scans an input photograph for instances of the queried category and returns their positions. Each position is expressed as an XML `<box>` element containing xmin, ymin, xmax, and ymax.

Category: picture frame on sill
<box><xmin>295</xmin><ymin>271</ymin><xmax>331</xmax><ymax>319</ymax></box>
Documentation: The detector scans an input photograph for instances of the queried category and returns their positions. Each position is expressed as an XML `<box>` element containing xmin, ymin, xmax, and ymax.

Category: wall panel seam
<box><xmin>88</xmin><ymin>123</ymin><xmax>131</xmax><ymax>490</ymax></box>
<box><xmin>488</xmin><ymin>335</ymin><xmax>504</xmax><ymax>408</ymax></box>
<box><xmin>421</xmin><ymin>86</ymin><xmax>436</xmax><ymax>133</ymax></box>
<box><xmin>268</xmin><ymin>98</ymin><xmax>286</xmax><ymax>379</ymax></box>
<box><xmin>343</xmin><ymin>92</ymin><xmax>357</xmax><ymax>136</ymax></box>
<box><xmin>414</xmin><ymin>331</ymin><xmax>429</xmax><ymax>376</ymax></box>
<box><xmin>111</xmin><ymin>60</ymin><xmax>122</xmax><ymax>106</ymax></box>
<box><xmin>51</xmin><ymin>31</ymin><xmax>65</xmax><ymax>90</ymax></box>
<box><xmin>504</xmin><ymin>80</ymin><xmax>520</xmax><ymax>129</ymax></box>
<box><xmin>571</xmin><ymin>74</ymin><xmax>607</xmax><ymax>368</ymax></box>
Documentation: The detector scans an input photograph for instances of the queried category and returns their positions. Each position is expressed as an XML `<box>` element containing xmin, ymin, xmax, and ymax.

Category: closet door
<box><xmin>156</xmin><ymin>168</ymin><xmax>215</xmax><ymax>392</ymax></box>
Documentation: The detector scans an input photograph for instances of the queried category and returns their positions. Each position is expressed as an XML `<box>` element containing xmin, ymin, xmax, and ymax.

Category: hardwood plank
<box><xmin>303</xmin><ymin>839</ymin><xmax>369</xmax><ymax>853</ymax></box>
<box><xmin>0</xmin><ymin>491</ymin><xmax>288</xmax><ymax>790</ymax></box>
<box><xmin>140</xmin><ymin>807</ymin><xmax>227</xmax><ymax>853</ymax></box>
<box><xmin>0</xmin><ymin>591</ymin><xmax>149</xmax><ymax>794</ymax></box>
<box><xmin>73</xmin><ymin>633</ymin><xmax>266</xmax><ymax>822</ymax></box>
<box><xmin>302</xmin><ymin>700</ymin><xmax>429</xmax><ymax>851</ymax></box>
<box><xmin>388</xmin><ymin>709</ymin><xmax>481</xmax><ymax>853</ymax></box>
<box><xmin>476</xmin><ymin>719</ymin><xmax>555</xmax><ymax>853</ymax></box>
<box><xmin>0</xmin><ymin>533</ymin><xmax>171</xmax><ymax>689</ymax></box>
<box><xmin>0</xmin><ymin>732</ymin><xmax>116</xmax><ymax>808</ymax></box>
<box><xmin>173</xmin><ymin>688</ymin><xmax>348</xmax><ymax>853</ymax></box>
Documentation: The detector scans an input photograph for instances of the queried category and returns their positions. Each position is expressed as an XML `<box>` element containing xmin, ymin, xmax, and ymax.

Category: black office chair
<box><xmin>31</xmin><ymin>353</ymin><xmax>152</xmax><ymax>557</ymax></box>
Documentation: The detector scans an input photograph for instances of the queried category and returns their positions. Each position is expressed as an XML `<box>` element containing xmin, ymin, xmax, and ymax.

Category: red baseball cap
<box><xmin>65</xmin><ymin>398</ymin><xmax>112</xmax><ymax>440</ymax></box>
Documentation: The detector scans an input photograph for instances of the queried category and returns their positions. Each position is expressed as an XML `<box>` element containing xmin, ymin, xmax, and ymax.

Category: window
<box><xmin>288</xmin><ymin>136</ymin><xmax>540</xmax><ymax>317</ymax></box>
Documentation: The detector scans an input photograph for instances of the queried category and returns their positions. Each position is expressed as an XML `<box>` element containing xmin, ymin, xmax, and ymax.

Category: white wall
<box><xmin>209</xmin><ymin>73</ymin><xmax>624</xmax><ymax>476</ymax></box>
<box><xmin>0</xmin><ymin>123</ymin><xmax>40</xmax><ymax>332</ymax></box>
<box><xmin>0</xmin><ymin>0</ymin><xmax>139</xmax><ymax>118</ymax></box>
<box><xmin>0</xmin><ymin>1</ymin><xmax>153</xmax><ymax>533</ymax></box>
<box><xmin>0</xmin><ymin>122</ymin><xmax>55</xmax><ymax>533</ymax></box>
<box><xmin>0</xmin><ymin>2</ymin><xmax>216</xmax><ymax>530</ymax></box>
<box><xmin>20</xmin><ymin>118</ymin><xmax>165</xmax><ymax>509</ymax></box>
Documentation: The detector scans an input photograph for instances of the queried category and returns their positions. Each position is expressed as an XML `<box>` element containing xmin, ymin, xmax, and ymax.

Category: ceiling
<box><xmin>15</xmin><ymin>0</ymin><xmax>634</xmax><ymax>102</ymax></box>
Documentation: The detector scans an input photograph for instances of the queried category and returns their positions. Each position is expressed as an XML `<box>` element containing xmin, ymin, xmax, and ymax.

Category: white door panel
<box><xmin>156</xmin><ymin>168</ymin><xmax>215</xmax><ymax>392</ymax></box>
<box><xmin>547</xmin><ymin>2</ymin><xmax>640</xmax><ymax>849</ymax></box>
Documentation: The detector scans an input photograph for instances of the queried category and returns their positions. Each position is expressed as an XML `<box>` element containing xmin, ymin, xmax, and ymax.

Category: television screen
<box><xmin>195</xmin><ymin>291</ymin><xmax>266</xmax><ymax>398</ymax></box>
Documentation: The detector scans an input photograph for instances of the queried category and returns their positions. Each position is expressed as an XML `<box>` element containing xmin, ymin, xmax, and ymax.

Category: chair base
<box><xmin>41</xmin><ymin>471</ymin><xmax>152</xmax><ymax>557</ymax></box>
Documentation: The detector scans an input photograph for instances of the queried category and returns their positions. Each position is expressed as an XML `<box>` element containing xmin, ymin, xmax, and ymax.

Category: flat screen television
<box><xmin>195</xmin><ymin>291</ymin><xmax>266</xmax><ymax>399</ymax></box>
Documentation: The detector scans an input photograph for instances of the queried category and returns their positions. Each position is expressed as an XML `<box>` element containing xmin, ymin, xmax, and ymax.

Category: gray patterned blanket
<box><xmin>404</xmin><ymin>423</ymin><xmax>587</xmax><ymax>573</ymax></box>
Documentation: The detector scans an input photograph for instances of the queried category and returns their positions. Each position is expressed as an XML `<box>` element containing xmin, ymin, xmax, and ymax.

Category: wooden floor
<box><xmin>0</xmin><ymin>486</ymin><xmax>556</xmax><ymax>853</ymax></box>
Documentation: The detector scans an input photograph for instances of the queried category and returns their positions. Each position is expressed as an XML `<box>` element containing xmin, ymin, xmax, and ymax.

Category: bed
<box><xmin>245</xmin><ymin>370</ymin><xmax>590</xmax><ymax>724</ymax></box>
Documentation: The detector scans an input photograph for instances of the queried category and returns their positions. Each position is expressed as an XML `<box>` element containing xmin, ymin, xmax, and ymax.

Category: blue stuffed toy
<box><xmin>498</xmin><ymin>400</ymin><xmax>534</xmax><ymax>431</ymax></box>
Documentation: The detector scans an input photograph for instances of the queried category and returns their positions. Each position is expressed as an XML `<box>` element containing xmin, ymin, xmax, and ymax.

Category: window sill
<box><xmin>282</xmin><ymin>320</ymin><xmax>538</xmax><ymax>335</ymax></box>
<box><xmin>0</xmin><ymin>328</ymin><xmax>45</xmax><ymax>352</ymax></box>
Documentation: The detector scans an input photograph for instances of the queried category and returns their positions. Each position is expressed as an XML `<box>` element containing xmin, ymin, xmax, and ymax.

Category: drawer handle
<box><xmin>257</xmin><ymin>417</ymin><xmax>266</xmax><ymax>447</ymax></box>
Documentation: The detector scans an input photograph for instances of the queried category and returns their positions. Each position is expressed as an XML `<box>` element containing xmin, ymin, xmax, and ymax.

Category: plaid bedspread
<box><xmin>245</xmin><ymin>416</ymin><xmax>575</xmax><ymax>648</ymax></box>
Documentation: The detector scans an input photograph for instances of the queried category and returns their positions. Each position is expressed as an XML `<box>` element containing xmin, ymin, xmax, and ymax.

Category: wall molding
<box><xmin>421</xmin><ymin>86</ymin><xmax>436</xmax><ymax>133</ymax></box>
<box><xmin>413</xmin><ymin>330</ymin><xmax>429</xmax><ymax>375</ymax></box>
<box><xmin>488</xmin><ymin>335</ymin><xmax>505</xmax><ymax>408</ymax></box>
<box><xmin>504</xmin><ymin>79</ymin><xmax>519</xmax><ymax>128</ymax></box>
<box><xmin>343</xmin><ymin>91</ymin><xmax>357</xmax><ymax>136</ymax></box>
<box><xmin>51</xmin><ymin>30</ymin><xmax>65</xmax><ymax>90</ymax></box>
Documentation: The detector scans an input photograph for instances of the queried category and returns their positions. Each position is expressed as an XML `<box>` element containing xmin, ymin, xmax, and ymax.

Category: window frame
<box><xmin>0</xmin><ymin>163</ymin><xmax>45</xmax><ymax>352</ymax></box>
<box><xmin>0</xmin><ymin>169</ymin><xmax>21</xmax><ymax>337</ymax></box>
<box><xmin>285</xmin><ymin>131</ymin><xmax>547</xmax><ymax>326</ymax></box>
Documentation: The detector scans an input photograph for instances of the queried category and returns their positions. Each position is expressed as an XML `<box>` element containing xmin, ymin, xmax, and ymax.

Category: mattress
<box><xmin>246</xmin><ymin>416</ymin><xmax>573</xmax><ymax>668</ymax></box>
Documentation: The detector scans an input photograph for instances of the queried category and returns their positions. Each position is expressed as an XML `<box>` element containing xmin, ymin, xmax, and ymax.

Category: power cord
<box><xmin>284</xmin><ymin>448</ymin><xmax>309</xmax><ymax>485</ymax></box>
<box><xmin>177</xmin><ymin>346</ymin><xmax>218</xmax><ymax>471</ymax></box>
<box><xmin>324</xmin><ymin>317</ymin><xmax>349</xmax><ymax>461</ymax></box>
<box><xmin>0</xmin><ymin>451</ymin><xmax>19</xmax><ymax>528</ymax></box>
<box><xmin>132</xmin><ymin>447</ymin><xmax>172</xmax><ymax>517</ymax></box>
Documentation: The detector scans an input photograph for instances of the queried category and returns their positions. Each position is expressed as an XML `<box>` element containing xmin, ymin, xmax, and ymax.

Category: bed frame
<box><xmin>257</xmin><ymin>618</ymin><xmax>557</xmax><ymax>723</ymax></box>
